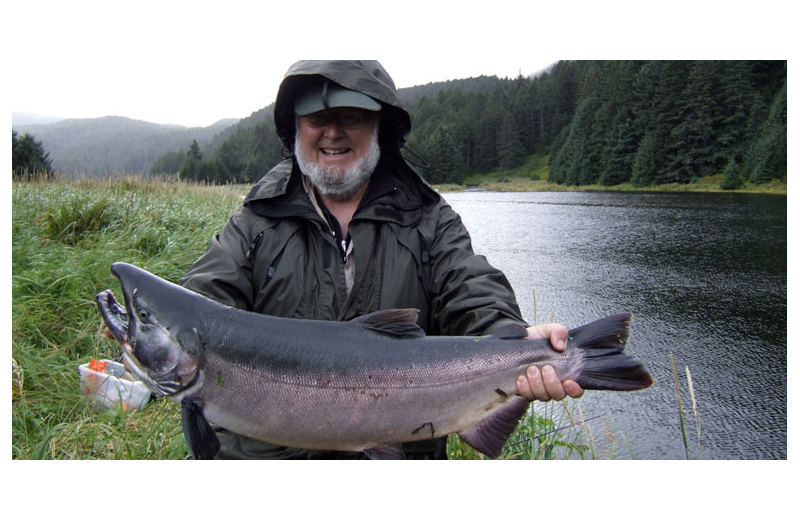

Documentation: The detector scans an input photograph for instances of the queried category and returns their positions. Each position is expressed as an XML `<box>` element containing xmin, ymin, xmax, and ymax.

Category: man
<box><xmin>181</xmin><ymin>60</ymin><xmax>583</xmax><ymax>459</ymax></box>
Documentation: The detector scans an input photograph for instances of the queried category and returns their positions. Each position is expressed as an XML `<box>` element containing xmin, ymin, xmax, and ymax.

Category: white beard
<box><xmin>295</xmin><ymin>125</ymin><xmax>381</xmax><ymax>199</ymax></box>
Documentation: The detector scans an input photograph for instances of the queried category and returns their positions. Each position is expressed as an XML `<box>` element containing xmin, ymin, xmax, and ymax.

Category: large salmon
<box><xmin>96</xmin><ymin>262</ymin><xmax>653</xmax><ymax>459</ymax></box>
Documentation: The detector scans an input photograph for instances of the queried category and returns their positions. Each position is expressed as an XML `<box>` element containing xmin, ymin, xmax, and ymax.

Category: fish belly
<box><xmin>195</xmin><ymin>352</ymin><xmax>523</xmax><ymax>452</ymax></box>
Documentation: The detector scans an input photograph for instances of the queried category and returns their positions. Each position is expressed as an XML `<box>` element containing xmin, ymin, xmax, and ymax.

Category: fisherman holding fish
<box><xmin>175</xmin><ymin>61</ymin><xmax>583</xmax><ymax>459</ymax></box>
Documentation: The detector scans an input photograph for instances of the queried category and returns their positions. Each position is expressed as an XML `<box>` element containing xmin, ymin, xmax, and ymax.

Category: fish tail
<box><xmin>570</xmin><ymin>312</ymin><xmax>654</xmax><ymax>391</ymax></box>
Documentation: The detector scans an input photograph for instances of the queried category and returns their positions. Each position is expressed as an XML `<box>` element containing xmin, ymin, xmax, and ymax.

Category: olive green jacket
<box><xmin>181</xmin><ymin>157</ymin><xmax>527</xmax><ymax>336</ymax></box>
<box><xmin>179</xmin><ymin>60</ymin><xmax>527</xmax><ymax>458</ymax></box>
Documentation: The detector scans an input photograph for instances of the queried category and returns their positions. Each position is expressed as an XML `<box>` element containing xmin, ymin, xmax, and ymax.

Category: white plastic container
<box><xmin>78</xmin><ymin>359</ymin><xmax>151</xmax><ymax>412</ymax></box>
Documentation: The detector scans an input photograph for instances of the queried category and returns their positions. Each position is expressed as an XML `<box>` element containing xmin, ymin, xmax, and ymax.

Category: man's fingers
<box><xmin>541</xmin><ymin>365</ymin><xmax>566</xmax><ymax>400</ymax></box>
<box><xmin>516</xmin><ymin>374</ymin><xmax>533</xmax><ymax>400</ymax></box>
<box><xmin>518</xmin><ymin>366</ymin><xmax>584</xmax><ymax>401</ymax></box>
<box><xmin>526</xmin><ymin>323</ymin><xmax>569</xmax><ymax>351</ymax></box>
<box><xmin>563</xmin><ymin>380</ymin><xmax>584</xmax><ymax>399</ymax></box>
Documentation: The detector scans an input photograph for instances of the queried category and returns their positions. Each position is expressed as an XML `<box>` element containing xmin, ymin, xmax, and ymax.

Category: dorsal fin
<box><xmin>351</xmin><ymin>309</ymin><xmax>426</xmax><ymax>339</ymax></box>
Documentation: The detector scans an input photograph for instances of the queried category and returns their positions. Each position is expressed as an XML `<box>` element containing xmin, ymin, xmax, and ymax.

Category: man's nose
<box><xmin>322</xmin><ymin>120</ymin><xmax>345</xmax><ymax>138</ymax></box>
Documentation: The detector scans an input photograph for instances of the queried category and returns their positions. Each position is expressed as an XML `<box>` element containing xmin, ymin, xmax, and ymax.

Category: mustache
<box><xmin>294</xmin><ymin>125</ymin><xmax>380</xmax><ymax>198</ymax></box>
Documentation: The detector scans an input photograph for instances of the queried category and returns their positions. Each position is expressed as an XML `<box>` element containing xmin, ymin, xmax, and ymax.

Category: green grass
<box><xmin>12</xmin><ymin>175</ymin><xmax>244</xmax><ymax>459</ymax></box>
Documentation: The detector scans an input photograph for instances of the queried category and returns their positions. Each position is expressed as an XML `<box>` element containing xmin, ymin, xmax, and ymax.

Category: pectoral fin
<box><xmin>181</xmin><ymin>397</ymin><xmax>220</xmax><ymax>460</ymax></box>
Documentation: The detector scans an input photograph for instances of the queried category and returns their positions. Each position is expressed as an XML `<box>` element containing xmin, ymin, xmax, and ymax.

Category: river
<box><xmin>443</xmin><ymin>190</ymin><xmax>787</xmax><ymax>459</ymax></box>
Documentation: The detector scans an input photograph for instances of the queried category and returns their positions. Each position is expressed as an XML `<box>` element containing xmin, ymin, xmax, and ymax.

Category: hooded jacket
<box><xmin>180</xmin><ymin>60</ymin><xmax>527</xmax><ymax>458</ymax></box>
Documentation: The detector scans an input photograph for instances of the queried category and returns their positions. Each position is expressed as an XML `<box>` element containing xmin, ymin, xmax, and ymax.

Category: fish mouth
<box><xmin>96</xmin><ymin>289</ymin><xmax>129</xmax><ymax>343</ymax></box>
<box><xmin>95</xmin><ymin>287</ymin><xmax>183</xmax><ymax>397</ymax></box>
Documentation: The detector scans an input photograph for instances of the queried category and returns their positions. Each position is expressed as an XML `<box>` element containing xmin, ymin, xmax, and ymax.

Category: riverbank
<box><xmin>436</xmin><ymin>175</ymin><xmax>787</xmax><ymax>194</ymax></box>
<box><xmin>433</xmin><ymin>154</ymin><xmax>787</xmax><ymax>195</ymax></box>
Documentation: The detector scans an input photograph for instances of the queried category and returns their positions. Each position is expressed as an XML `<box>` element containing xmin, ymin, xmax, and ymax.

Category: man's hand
<box><xmin>516</xmin><ymin>323</ymin><xmax>584</xmax><ymax>402</ymax></box>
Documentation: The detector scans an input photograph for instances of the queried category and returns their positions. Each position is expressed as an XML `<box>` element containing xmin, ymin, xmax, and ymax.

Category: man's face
<box><xmin>296</xmin><ymin>108</ymin><xmax>378</xmax><ymax>173</ymax></box>
<box><xmin>295</xmin><ymin>107</ymin><xmax>381</xmax><ymax>198</ymax></box>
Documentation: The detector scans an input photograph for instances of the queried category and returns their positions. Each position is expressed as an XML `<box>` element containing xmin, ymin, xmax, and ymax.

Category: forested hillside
<box><xmin>13</xmin><ymin>116</ymin><xmax>238</xmax><ymax>176</ymax></box>
<box><xmin>158</xmin><ymin>61</ymin><xmax>786</xmax><ymax>188</ymax></box>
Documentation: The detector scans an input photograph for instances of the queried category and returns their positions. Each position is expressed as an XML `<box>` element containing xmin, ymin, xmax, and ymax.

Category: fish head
<box><xmin>96</xmin><ymin>262</ymin><xmax>201</xmax><ymax>397</ymax></box>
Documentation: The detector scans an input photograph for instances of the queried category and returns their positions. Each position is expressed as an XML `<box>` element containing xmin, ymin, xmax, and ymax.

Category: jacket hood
<box><xmin>274</xmin><ymin>60</ymin><xmax>412</xmax><ymax>154</ymax></box>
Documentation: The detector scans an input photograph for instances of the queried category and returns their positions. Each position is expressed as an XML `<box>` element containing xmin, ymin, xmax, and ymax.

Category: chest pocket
<box><xmin>385</xmin><ymin>222</ymin><xmax>434</xmax><ymax>332</ymax></box>
<box><xmin>247</xmin><ymin>220</ymin><xmax>313</xmax><ymax>318</ymax></box>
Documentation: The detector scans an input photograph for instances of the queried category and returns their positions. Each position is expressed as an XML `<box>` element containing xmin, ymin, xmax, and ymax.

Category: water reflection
<box><xmin>445</xmin><ymin>190</ymin><xmax>787</xmax><ymax>459</ymax></box>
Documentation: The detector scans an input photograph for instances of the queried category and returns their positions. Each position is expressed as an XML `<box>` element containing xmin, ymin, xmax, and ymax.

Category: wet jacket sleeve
<box><xmin>427</xmin><ymin>201</ymin><xmax>529</xmax><ymax>336</ymax></box>
<box><xmin>180</xmin><ymin>207</ymin><xmax>255</xmax><ymax>311</ymax></box>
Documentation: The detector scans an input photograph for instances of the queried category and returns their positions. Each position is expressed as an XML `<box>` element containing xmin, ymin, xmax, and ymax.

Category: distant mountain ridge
<box><xmin>11</xmin><ymin>76</ymin><xmax>503</xmax><ymax>176</ymax></box>
<box><xmin>12</xmin><ymin>115</ymin><xmax>239</xmax><ymax>175</ymax></box>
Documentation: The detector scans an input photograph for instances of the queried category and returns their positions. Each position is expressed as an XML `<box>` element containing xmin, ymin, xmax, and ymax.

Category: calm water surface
<box><xmin>444</xmin><ymin>190</ymin><xmax>787</xmax><ymax>459</ymax></box>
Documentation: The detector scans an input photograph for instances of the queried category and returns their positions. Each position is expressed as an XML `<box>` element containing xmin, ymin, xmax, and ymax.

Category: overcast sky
<box><xmin>11</xmin><ymin>60</ymin><xmax>557</xmax><ymax>126</ymax></box>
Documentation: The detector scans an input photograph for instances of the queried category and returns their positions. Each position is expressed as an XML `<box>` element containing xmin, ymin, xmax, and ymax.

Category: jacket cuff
<box><xmin>482</xmin><ymin>317</ymin><xmax>530</xmax><ymax>336</ymax></box>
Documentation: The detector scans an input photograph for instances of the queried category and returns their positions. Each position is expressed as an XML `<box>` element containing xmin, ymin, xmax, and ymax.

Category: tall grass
<box><xmin>12</xmin><ymin>175</ymin><xmax>243</xmax><ymax>459</ymax></box>
<box><xmin>670</xmin><ymin>352</ymin><xmax>703</xmax><ymax>460</ymax></box>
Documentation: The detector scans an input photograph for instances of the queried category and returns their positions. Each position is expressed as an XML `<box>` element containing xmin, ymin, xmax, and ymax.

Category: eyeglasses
<box><xmin>301</xmin><ymin>109</ymin><xmax>375</xmax><ymax>130</ymax></box>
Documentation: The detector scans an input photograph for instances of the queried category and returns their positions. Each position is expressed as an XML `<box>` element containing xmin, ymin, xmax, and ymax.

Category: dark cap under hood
<box><xmin>274</xmin><ymin>60</ymin><xmax>412</xmax><ymax>154</ymax></box>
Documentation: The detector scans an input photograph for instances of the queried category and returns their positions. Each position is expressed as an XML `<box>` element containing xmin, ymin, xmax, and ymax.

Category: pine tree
<box><xmin>602</xmin><ymin>111</ymin><xmax>637</xmax><ymax>185</ymax></box>
<box><xmin>497</xmin><ymin>112</ymin><xmax>525</xmax><ymax>171</ymax></box>
<box><xmin>594</xmin><ymin>61</ymin><xmax>637</xmax><ymax>182</ymax></box>
<box><xmin>429</xmin><ymin>124</ymin><xmax>464</xmax><ymax>184</ymax></box>
<box><xmin>667</xmin><ymin>61</ymin><xmax>720</xmax><ymax>181</ymax></box>
<box><xmin>149</xmin><ymin>149</ymin><xmax>186</xmax><ymax>174</ymax></box>
<box><xmin>549</xmin><ymin>95</ymin><xmax>596</xmax><ymax>185</ymax></box>
<box><xmin>631</xmin><ymin>132</ymin><xmax>657</xmax><ymax>186</ymax></box>
<box><xmin>630</xmin><ymin>61</ymin><xmax>661</xmax><ymax>139</ymax></box>
<box><xmin>179</xmin><ymin>140</ymin><xmax>203</xmax><ymax>181</ymax></box>
<box><xmin>547</xmin><ymin>126</ymin><xmax>570</xmax><ymax>184</ymax></box>
<box><xmin>652</xmin><ymin>61</ymin><xmax>693</xmax><ymax>183</ymax></box>
<box><xmin>720</xmin><ymin>156</ymin><xmax>744</xmax><ymax>190</ymax></box>
<box><xmin>543</xmin><ymin>61</ymin><xmax>581</xmax><ymax>145</ymax></box>
<box><xmin>579</xmin><ymin>62</ymin><xmax>610</xmax><ymax>182</ymax></box>
<box><xmin>12</xmin><ymin>131</ymin><xmax>54</xmax><ymax>180</ymax></box>
<box><xmin>716</xmin><ymin>61</ymin><xmax>756</xmax><ymax>165</ymax></box>
<box><xmin>745</xmin><ymin>80</ymin><xmax>786</xmax><ymax>183</ymax></box>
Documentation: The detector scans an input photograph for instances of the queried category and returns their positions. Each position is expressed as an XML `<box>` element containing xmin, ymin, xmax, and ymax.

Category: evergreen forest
<box><xmin>155</xmin><ymin>61</ymin><xmax>786</xmax><ymax>189</ymax></box>
<box><xmin>12</xmin><ymin>131</ymin><xmax>53</xmax><ymax>179</ymax></box>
